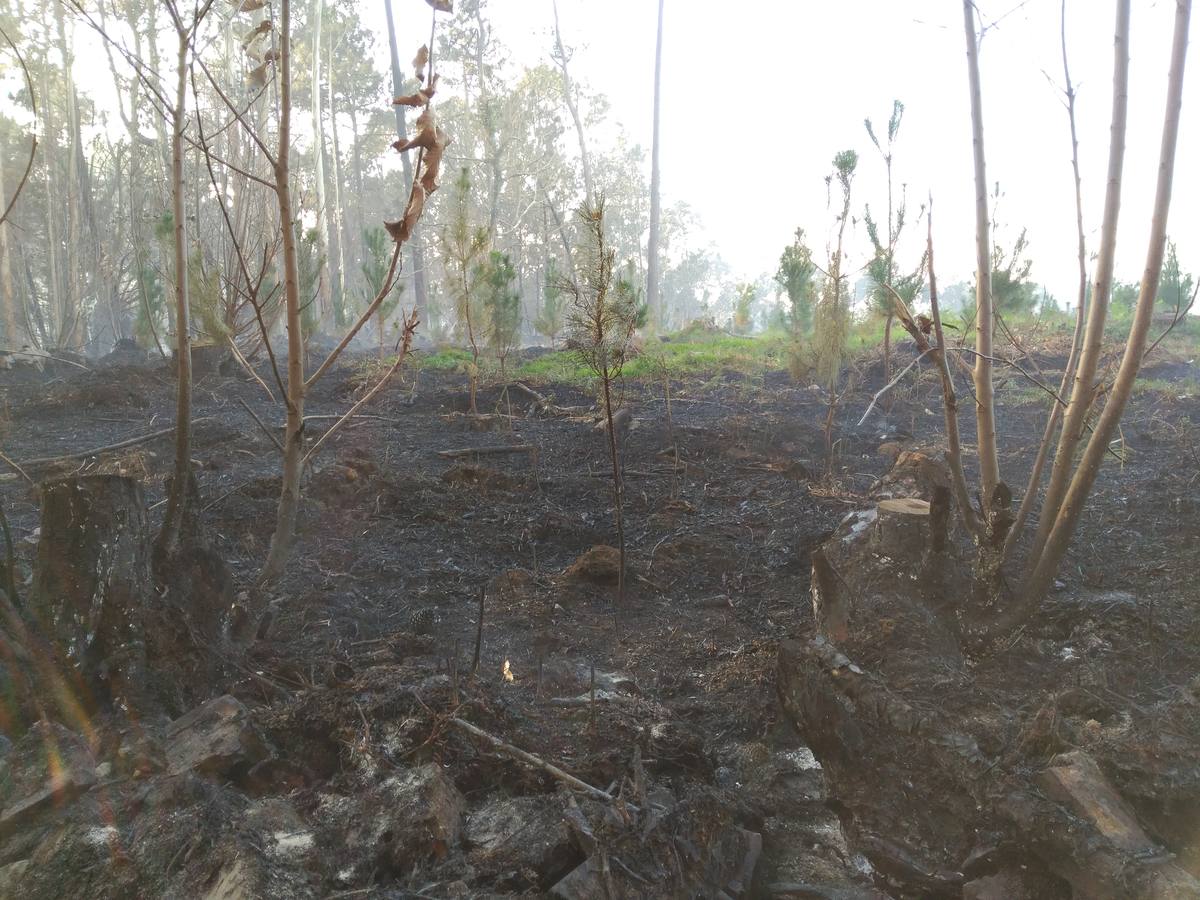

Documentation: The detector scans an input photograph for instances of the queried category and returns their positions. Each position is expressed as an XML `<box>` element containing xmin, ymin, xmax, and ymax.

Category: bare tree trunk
<box><xmin>601</xmin><ymin>365</ymin><xmax>626</xmax><ymax>605</ymax></box>
<box><xmin>327</xmin><ymin>33</ymin><xmax>346</xmax><ymax>326</ymax></box>
<box><xmin>473</xmin><ymin>4</ymin><xmax>502</xmax><ymax>240</ymax></box>
<box><xmin>261</xmin><ymin>0</ymin><xmax>306</xmax><ymax>585</ymax></box>
<box><xmin>962</xmin><ymin>0</ymin><xmax>999</xmax><ymax>510</ymax></box>
<box><xmin>0</xmin><ymin>154</ymin><xmax>19</xmax><ymax>345</ymax></box>
<box><xmin>551</xmin><ymin>0</ymin><xmax>593</xmax><ymax>206</ymax></box>
<box><xmin>1003</xmin><ymin>0</ymin><xmax>1090</xmax><ymax>562</ymax></box>
<box><xmin>645</xmin><ymin>0</ymin><xmax>665</xmax><ymax>329</ymax></box>
<box><xmin>158</xmin><ymin>23</ymin><xmax>195</xmax><ymax>560</ymax></box>
<box><xmin>384</xmin><ymin>0</ymin><xmax>427</xmax><ymax>322</ymax></box>
<box><xmin>1024</xmin><ymin>0</ymin><xmax>1189</xmax><ymax>609</ymax></box>
<box><xmin>309</xmin><ymin>0</ymin><xmax>333</xmax><ymax>331</ymax></box>
<box><xmin>1030</xmin><ymin>0</ymin><xmax>1131</xmax><ymax>564</ymax></box>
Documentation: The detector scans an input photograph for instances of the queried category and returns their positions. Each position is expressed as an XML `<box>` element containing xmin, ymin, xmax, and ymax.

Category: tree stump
<box><xmin>873</xmin><ymin>497</ymin><xmax>931</xmax><ymax>558</ymax></box>
<box><xmin>30</xmin><ymin>475</ymin><xmax>152</xmax><ymax>706</ymax></box>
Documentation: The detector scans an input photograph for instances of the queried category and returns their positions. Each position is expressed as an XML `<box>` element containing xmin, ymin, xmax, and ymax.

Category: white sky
<box><xmin>365</xmin><ymin>0</ymin><xmax>1198</xmax><ymax>304</ymax></box>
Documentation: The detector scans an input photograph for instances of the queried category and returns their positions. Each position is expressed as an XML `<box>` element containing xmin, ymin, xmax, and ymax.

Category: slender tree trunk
<box><xmin>0</xmin><ymin>153</ymin><xmax>19</xmax><ymax>345</ymax></box>
<box><xmin>261</xmin><ymin>0</ymin><xmax>306</xmax><ymax>585</ymax></box>
<box><xmin>1003</xmin><ymin>0</ymin><xmax>1091</xmax><ymax>562</ymax></box>
<box><xmin>552</xmin><ymin>0</ymin><xmax>593</xmax><ymax>206</ymax></box>
<box><xmin>882</xmin><ymin>310</ymin><xmax>893</xmax><ymax>387</ymax></box>
<box><xmin>601</xmin><ymin>366</ymin><xmax>625</xmax><ymax>605</ymax></box>
<box><xmin>473</xmin><ymin>5</ymin><xmax>502</xmax><ymax>240</ymax></box>
<box><xmin>52</xmin><ymin>1</ymin><xmax>84</xmax><ymax>350</ymax></box>
<box><xmin>962</xmin><ymin>0</ymin><xmax>999</xmax><ymax>510</ymax></box>
<box><xmin>1024</xmin><ymin>0</ymin><xmax>1189</xmax><ymax>608</ymax></box>
<box><xmin>645</xmin><ymin>0</ymin><xmax>665</xmax><ymax>329</ymax></box>
<box><xmin>327</xmin><ymin>34</ymin><xmax>347</xmax><ymax>326</ymax></box>
<box><xmin>383</xmin><ymin>0</ymin><xmax>427</xmax><ymax>322</ymax></box>
<box><xmin>158</xmin><ymin>24</ymin><xmax>194</xmax><ymax>559</ymax></box>
<box><xmin>1030</xmin><ymin>0</ymin><xmax>1131</xmax><ymax>564</ymax></box>
<box><xmin>310</xmin><ymin>0</ymin><xmax>333</xmax><ymax>331</ymax></box>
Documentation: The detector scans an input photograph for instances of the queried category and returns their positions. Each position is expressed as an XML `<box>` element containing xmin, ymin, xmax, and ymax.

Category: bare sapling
<box><xmin>560</xmin><ymin>200</ymin><xmax>638</xmax><ymax>604</ymax></box>
<box><xmin>962</xmin><ymin>0</ymin><xmax>1000</xmax><ymax>512</ymax></box>
<box><xmin>1002</xmin><ymin>0</ymin><xmax>1090</xmax><ymax>562</ymax></box>
<box><xmin>215</xmin><ymin>0</ymin><xmax>450</xmax><ymax>583</ymax></box>
<box><xmin>894</xmin><ymin>0</ymin><xmax>1190</xmax><ymax>630</ymax></box>
<box><xmin>157</xmin><ymin>0</ymin><xmax>216</xmax><ymax>561</ymax></box>
<box><xmin>1021</xmin><ymin>0</ymin><xmax>1190</xmax><ymax>609</ymax></box>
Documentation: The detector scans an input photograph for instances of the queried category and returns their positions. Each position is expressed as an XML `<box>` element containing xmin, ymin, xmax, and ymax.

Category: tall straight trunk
<box><xmin>261</xmin><ymin>0</ymin><xmax>306</xmax><ymax>584</ymax></box>
<box><xmin>52</xmin><ymin>1</ymin><xmax>84</xmax><ymax>349</ymax></box>
<box><xmin>158</xmin><ymin>24</ymin><xmax>194</xmax><ymax>558</ymax></box>
<box><xmin>326</xmin><ymin>34</ymin><xmax>346</xmax><ymax>325</ymax></box>
<box><xmin>474</xmin><ymin>5</ymin><xmax>502</xmax><ymax>240</ymax></box>
<box><xmin>645</xmin><ymin>0</ymin><xmax>665</xmax><ymax>328</ymax></box>
<box><xmin>1024</xmin><ymin>0</ymin><xmax>1189</xmax><ymax>608</ymax></box>
<box><xmin>962</xmin><ymin>0</ymin><xmax>999</xmax><ymax>510</ymax></box>
<box><xmin>551</xmin><ymin>0</ymin><xmax>593</xmax><ymax>205</ymax></box>
<box><xmin>348</xmin><ymin>104</ymin><xmax>365</xmax><ymax>300</ymax></box>
<box><xmin>383</xmin><ymin>0</ymin><xmax>427</xmax><ymax>321</ymax></box>
<box><xmin>38</xmin><ymin>20</ymin><xmax>63</xmax><ymax>349</ymax></box>
<box><xmin>0</xmin><ymin>154</ymin><xmax>19</xmax><ymax>345</ymax></box>
<box><xmin>1030</xmin><ymin>0</ymin><xmax>1131</xmax><ymax>564</ymax></box>
<box><xmin>309</xmin><ymin>0</ymin><xmax>333</xmax><ymax>330</ymax></box>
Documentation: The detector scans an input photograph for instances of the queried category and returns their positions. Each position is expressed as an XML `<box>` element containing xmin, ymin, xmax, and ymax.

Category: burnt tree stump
<box><xmin>31</xmin><ymin>475</ymin><xmax>152</xmax><ymax>707</ymax></box>
<box><xmin>873</xmin><ymin>497</ymin><xmax>931</xmax><ymax>558</ymax></box>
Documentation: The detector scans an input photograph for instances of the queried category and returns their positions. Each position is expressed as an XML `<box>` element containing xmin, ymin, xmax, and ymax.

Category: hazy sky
<box><xmin>368</xmin><ymin>0</ymin><xmax>1198</xmax><ymax>304</ymax></box>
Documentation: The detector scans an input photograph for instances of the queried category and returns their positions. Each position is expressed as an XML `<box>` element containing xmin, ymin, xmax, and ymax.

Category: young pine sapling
<box><xmin>561</xmin><ymin>201</ymin><xmax>639</xmax><ymax>604</ymax></box>
<box><xmin>477</xmin><ymin>250</ymin><xmax>521</xmax><ymax>377</ymax></box>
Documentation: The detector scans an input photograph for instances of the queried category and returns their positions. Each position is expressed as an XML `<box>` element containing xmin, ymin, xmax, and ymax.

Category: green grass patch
<box><xmin>514</xmin><ymin>331</ymin><xmax>790</xmax><ymax>385</ymax></box>
<box><xmin>415</xmin><ymin>346</ymin><xmax>475</xmax><ymax>371</ymax></box>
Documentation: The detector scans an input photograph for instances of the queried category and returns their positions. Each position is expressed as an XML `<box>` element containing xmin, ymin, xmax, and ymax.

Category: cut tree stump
<box><xmin>30</xmin><ymin>475</ymin><xmax>153</xmax><ymax>705</ymax></box>
<box><xmin>873</xmin><ymin>497</ymin><xmax>931</xmax><ymax>557</ymax></box>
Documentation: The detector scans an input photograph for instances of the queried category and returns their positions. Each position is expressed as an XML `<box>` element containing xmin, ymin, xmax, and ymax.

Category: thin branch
<box><xmin>857</xmin><ymin>348</ymin><xmax>935</xmax><ymax>425</ymax></box>
<box><xmin>14</xmin><ymin>418</ymin><xmax>214</xmax><ymax>469</ymax></box>
<box><xmin>306</xmin><ymin>243</ymin><xmax>403</xmax><ymax>388</ymax></box>
<box><xmin>302</xmin><ymin>311</ymin><xmax>417</xmax><ymax>466</ymax></box>
<box><xmin>0</xmin><ymin>27</ymin><xmax>37</xmax><ymax>227</ymax></box>
<box><xmin>237</xmin><ymin>398</ymin><xmax>284</xmax><ymax>453</ymax></box>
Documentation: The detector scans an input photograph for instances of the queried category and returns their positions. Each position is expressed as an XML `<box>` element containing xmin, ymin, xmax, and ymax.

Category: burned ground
<box><xmin>0</xmin><ymin>339</ymin><xmax>1198</xmax><ymax>898</ymax></box>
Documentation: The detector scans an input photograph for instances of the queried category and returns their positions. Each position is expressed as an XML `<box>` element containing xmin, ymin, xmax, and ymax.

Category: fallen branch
<box><xmin>13</xmin><ymin>418</ymin><xmax>214</xmax><ymax>469</ymax></box>
<box><xmin>436</xmin><ymin>444</ymin><xmax>537</xmax><ymax>460</ymax></box>
<box><xmin>449</xmin><ymin>716</ymin><xmax>614</xmax><ymax>803</ymax></box>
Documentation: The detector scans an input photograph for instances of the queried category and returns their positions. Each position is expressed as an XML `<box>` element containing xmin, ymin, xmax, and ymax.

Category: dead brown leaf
<box><xmin>412</xmin><ymin>45</ymin><xmax>429</xmax><ymax>81</ymax></box>
<box><xmin>424</xmin><ymin>0</ymin><xmax>453</xmax><ymax>11</ymax></box>
<box><xmin>247</xmin><ymin>61</ymin><xmax>270</xmax><ymax>90</ymax></box>
<box><xmin>237</xmin><ymin>0</ymin><xmax>267</xmax><ymax>11</ymax></box>
<box><xmin>242</xmin><ymin>20</ymin><xmax>271</xmax><ymax>46</ymax></box>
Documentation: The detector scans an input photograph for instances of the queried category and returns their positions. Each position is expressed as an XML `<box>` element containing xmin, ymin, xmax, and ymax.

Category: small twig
<box><xmin>237</xmin><ymin>398</ymin><xmax>284</xmax><ymax>454</ymax></box>
<box><xmin>0</xmin><ymin>450</ymin><xmax>34</xmax><ymax>486</ymax></box>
